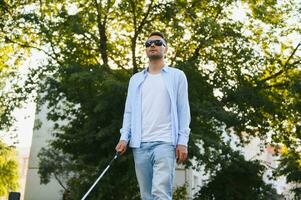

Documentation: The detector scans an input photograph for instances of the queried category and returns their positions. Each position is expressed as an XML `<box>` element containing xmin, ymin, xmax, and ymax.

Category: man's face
<box><xmin>145</xmin><ymin>35</ymin><xmax>168</xmax><ymax>60</ymax></box>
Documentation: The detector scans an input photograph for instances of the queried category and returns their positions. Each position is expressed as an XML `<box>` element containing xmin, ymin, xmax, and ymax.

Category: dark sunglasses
<box><xmin>145</xmin><ymin>40</ymin><xmax>166</xmax><ymax>48</ymax></box>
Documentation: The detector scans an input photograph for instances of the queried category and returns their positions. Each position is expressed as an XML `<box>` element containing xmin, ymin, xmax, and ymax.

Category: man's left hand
<box><xmin>176</xmin><ymin>145</ymin><xmax>188</xmax><ymax>164</ymax></box>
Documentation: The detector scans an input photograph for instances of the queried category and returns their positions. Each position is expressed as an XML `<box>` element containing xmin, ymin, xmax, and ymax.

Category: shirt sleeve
<box><xmin>177</xmin><ymin>71</ymin><xmax>191</xmax><ymax>146</ymax></box>
<box><xmin>119</xmin><ymin>78</ymin><xmax>133</xmax><ymax>143</ymax></box>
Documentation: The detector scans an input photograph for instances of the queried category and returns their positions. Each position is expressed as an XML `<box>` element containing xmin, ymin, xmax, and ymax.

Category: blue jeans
<box><xmin>132</xmin><ymin>142</ymin><xmax>176</xmax><ymax>200</ymax></box>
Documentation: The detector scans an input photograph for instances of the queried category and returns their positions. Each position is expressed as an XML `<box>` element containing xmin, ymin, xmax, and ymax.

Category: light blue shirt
<box><xmin>119</xmin><ymin>65</ymin><xmax>191</xmax><ymax>148</ymax></box>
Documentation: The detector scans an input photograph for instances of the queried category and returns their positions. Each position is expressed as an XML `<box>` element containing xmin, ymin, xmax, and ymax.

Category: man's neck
<box><xmin>148</xmin><ymin>59</ymin><xmax>165</xmax><ymax>74</ymax></box>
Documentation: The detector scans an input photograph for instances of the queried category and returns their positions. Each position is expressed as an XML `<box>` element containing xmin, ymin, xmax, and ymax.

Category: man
<box><xmin>115</xmin><ymin>32</ymin><xmax>191</xmax><ymax>200</ymax></box>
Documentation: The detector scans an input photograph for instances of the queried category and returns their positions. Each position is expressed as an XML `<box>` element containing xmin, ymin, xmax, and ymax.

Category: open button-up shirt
<box><xmin>119</xmin><ymin>65</ymin><xmax>191</xmax><ymax>148</ymax></box>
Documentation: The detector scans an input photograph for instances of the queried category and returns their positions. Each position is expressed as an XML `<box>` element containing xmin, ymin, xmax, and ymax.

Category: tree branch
<box><xmin>259</xmin><ymin>42</ymin><xmax>301</xmax><ymax>83</ymax></box>
<box><xmin>130</xmin><ymin>1</ymin><xmax>154</xmax><ymax>74</ymax></box>
<box><xmin>53</xmin><ymin>173</ymin><xmax>68</xmax><ymax>191</ymax></box>
<box><xmin>136</xmin><ymin>1</ymin><xmax>154</xmax><ymax>33</ymax></box>
<box><xmin>103</xmin><ymin>0</ymin><xmax>112</xmax><ymax>29</ymax></box>
<box><xmin>107</xmin><ymin>54</ymin><xmax>131</xmax><ymax>75</ymax></box>
<box><xmin>130</xmin><ymin>0</ymin><xmax>137</xmax><ymax>30</ymax></box>
<box><xmin>94</xmin><ymin>0</ymin><xmax>109</xmax><ymax>65</ymax></box>
<box><xmin>4</xmin><ymin>36</ymin><xmax>63</xmax><ymax>66</ymax></box>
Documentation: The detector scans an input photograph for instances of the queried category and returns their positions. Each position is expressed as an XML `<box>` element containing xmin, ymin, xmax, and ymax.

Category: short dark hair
<box><xmin>149</xmin><ymin>31</ymin><xmax>167</xmax><ymax>45</ymax></box>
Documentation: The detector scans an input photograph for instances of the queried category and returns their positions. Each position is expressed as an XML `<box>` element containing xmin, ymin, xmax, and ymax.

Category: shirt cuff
<box><xmin>177</xmin><ymin>134</ymin><xmax>189</xmax><ymax>146</ymax></box>
<box><xmin>120</xmin><ymin>132</ymin><xmax>130</xmax><ymax>143</ymax></box>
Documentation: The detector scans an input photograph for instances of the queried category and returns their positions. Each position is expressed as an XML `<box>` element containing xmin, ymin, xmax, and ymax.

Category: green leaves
<box><xmin>276</xmin><ymin>148</ymin><xmax>301</xmax><ymax>199</ymax></box>
<box><xmin>195</xmin><ymin>151</ymin><xmax>282</xmax><ymax>200</ymax></box>
<box><xmin>0</xmin><ymin>141</ymin><xmax>19</xmax><ymax>197</ymax></box>
<box><xmin>2</xmin><ymin>0</ymin><xmax>299</xmax><ymax>198</ymax></box>
<box><xmin>38</xmin><ymin>0</ymin><xmax>299</xmax><ymax>197</ymax></box>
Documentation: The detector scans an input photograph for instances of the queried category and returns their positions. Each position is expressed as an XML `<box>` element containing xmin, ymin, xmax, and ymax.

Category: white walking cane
<box><xmin>81</xmin><ymin>152</ymin><xmax>119</xmax><ymax>200</ymax></box>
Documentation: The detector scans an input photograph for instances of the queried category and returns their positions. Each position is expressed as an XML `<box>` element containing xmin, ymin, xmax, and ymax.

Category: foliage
<box><xmin>1</xmin><ymin>0</ymin><xmax>301</xmax><ymax>199</ymax></box>
<box><xmin>173</xmin><ymin>183</ymin><xmax>188</xmax><ymax>200</ymax></box>
<box><xmin>37</xmin><ymin>66</ymin><xmax>140</xmax><ymax>199</ymax></box>
<box><xmin>0</xmin><ymin>140</ymin><xmax>19</xmax><ymax>197</ymax></box>
<box><xmin>194</xmin><ymin>151</ymin><xmax>282</xmax><ymax>200</ymax></box>
<box><xmin>38</xmin><ymin>147</ymin><xmax>74</xmax><ymax>191</ymax></box>
<box><xmin>0</xmin><ymin>0</ymin><xmax>36</xmax><ymax>131</ymax></box>
<box><xmin>275</xmin><ymin>147</ymin><xmax>301</xmax><ymax>199</ymax></box>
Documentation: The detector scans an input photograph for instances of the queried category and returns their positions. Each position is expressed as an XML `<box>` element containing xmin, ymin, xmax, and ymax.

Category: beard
<box><xmin>147</xmin><ymin>50</ymin><xmax>164</xmax><ymax>60</ymax></box>
<box><xmin>148</xmin><ymin>54</ymin><xmax>163</xmax><ymax>60</ymax></box>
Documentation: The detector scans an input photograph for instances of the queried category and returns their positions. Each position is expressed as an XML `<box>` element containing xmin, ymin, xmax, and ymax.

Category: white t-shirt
<box><xmin>141</xmin><ymin>72</ymin><xmax>172</xmax><ymax>142</ymax></box>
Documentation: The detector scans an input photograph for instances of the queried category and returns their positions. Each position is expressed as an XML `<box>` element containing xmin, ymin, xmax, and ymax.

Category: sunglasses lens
<box><xmin>154</xmin><ymin>40</ymin><xmax>163</xmax><ymax>46</ymax></box>
<box><xmin>145</xmin><ymin>40</ymin><xmax>165</xmax><ymax>47</ymax></box>
<box><xmin>145</xmin><ymin>41</ymin><xmax>152</xmax><ymax>47</ymax></box>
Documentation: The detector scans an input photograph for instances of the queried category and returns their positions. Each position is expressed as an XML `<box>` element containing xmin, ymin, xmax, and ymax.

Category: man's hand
<box><xmin>176</xmin><ymin>145</ymin><xmax>188</xmax><ymax>163</ymax></box>
<box><xmin>115</xmin><ymin>140</ymin><xmax>127</xmax><ymax>155</ymax></box>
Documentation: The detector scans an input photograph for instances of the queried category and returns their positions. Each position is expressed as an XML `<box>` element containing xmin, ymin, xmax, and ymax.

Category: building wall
<box><xmin>16</xmin><ymin>147</ymin><xmax>30</xmax><ymax>200</ymax></box>
<box><xmin>24</xmin><ymin>104</ymin><xmax>62</xmax><ymax>200</ymax></box>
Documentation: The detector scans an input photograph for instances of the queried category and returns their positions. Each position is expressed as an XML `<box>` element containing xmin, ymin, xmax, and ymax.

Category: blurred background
<box><xmin>0</xmin><ymin>0</ymin><xmax>301</xmax><ymax>199</ymax></box>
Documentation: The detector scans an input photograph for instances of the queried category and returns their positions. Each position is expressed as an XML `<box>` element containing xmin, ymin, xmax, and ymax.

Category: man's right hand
<box><xmin>115</xmin><ymin>140</ymin><xmax>127</xmax><ymax>155</ymax></box>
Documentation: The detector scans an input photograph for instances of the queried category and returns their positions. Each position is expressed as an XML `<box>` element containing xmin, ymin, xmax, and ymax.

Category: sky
<box><xmin>3</xmin><ymin>48</ymin><xmax>46</xmax><ymax>148</ymax></box>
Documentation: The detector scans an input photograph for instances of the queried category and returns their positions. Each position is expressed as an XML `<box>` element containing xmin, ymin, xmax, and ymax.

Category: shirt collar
<box><xmin>142</xmin><ymin>64</ymin><xmax>169</xmax><ymax>74</ymax></box>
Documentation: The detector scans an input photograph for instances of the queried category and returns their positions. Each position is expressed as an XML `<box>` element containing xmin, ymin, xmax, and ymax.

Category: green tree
<box><xmin>37</xmin><ymin>147</ymin><xmax>74</xmax><ymax>195</ymax></box>
<box><xmin>275</xmin><ymin>147</ymin><xmax>301</xmax><ymax>199</ymax></box>
<box><xmin>0</xmin><ymin>141</ymin><xmax>19</xmax><ymax>197</ymax></box>
<box><xmin>0</xmin><ymin>0</ymin><xmax>38</xmax><ymax>130</ymax></box>
<box><xmin>8</xmin><ymin>0</ymin><xmax>301</xmax><ymax>199</ymax></box>
<box><xmin>173</xmin><ymin>183</ymin><xmax>188</xmax><ymax>200</ymax></box>
<box><xmin>195</xmin><ymin>150</ymin><xmax>282</xmax><ymax>200</ymax></box>
<box><xmin>0</xmin><ymin>1</ymin><xmax>39</xmax><ymax>198</ymax></box>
